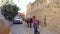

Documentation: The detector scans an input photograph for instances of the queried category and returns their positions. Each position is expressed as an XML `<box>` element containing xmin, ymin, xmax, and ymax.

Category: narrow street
<box><xmin>11</xmin><ymin>22</ymin><xmax>56</xmax><ymax>34</ymax></box>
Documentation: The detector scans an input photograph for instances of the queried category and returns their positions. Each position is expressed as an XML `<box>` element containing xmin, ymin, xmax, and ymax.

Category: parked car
<box><xmin>13</xmin><ymin>17</ymin><xmax>23</xmax><ymax>24</ymax></box>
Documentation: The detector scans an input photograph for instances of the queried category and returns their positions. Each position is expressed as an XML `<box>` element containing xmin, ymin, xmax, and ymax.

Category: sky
<box><xmin>13</xmin><ymin>0</ymin><xmax>35</xmax><ymax>13</ymax></box>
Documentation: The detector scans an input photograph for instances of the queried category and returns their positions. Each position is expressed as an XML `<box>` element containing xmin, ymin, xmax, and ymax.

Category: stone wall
<box><xmin>0</xmin><ymin>20</ymin><xmax>11</xmax><ymax>34</ymax></box>
<box><xmin>26</xmin><ymin>2</ymin><xmax>32</xmax><ymax>18</ymax></box>
<box><xmin>39</xmin><ymin>0</ymin><xmax>60</xmax><ymax>34</ymax></box>
<box><xmin>0</xmin><ymin>20</ymin><xmax>4</xmax><ymax>27</ymax></box>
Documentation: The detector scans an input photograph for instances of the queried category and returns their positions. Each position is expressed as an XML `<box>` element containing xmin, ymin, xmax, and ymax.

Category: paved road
<box><xmin>11</xmin><ymin>22</ymin><xmax>56</xmax><ymax>34</ymax></box>
<box><xmin>11</xmin><ymin>22</ymin><xmax>34</xmax><ymax>34</ymax></box>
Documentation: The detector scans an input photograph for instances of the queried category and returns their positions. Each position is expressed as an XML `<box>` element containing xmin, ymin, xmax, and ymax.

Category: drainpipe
<box><xmin>44</xmin><ymin>16</ymin><xmax>47</xmax><ymax>27</ymax></box>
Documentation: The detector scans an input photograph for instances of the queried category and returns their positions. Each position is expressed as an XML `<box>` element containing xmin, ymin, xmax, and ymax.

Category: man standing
<box><xmin>25</xmin><ymin>18</ymin><xmax>30</xmax><ymax>27</ymax></box>
<box><xmin>32</xmin><ymin>16</ymin><xmax>40</xmax><ymax>34</ymax></box>
<box><xmin>29</xmin><ymin>18</ymin><xmax>32</xmax><ymax>28</ymax></box>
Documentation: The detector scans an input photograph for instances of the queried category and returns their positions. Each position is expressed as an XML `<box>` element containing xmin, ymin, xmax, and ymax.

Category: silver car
<box><xmin>13</xmin><ymin>17</ymin><xmax>23</xmax><ymax>24</ymax></box>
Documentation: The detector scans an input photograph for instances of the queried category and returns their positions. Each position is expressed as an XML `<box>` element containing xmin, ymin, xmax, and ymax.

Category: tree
<box><xmin>1</xmin><ymin>4</ymin><xmax>20</xmax><ymax>21</ymax></box>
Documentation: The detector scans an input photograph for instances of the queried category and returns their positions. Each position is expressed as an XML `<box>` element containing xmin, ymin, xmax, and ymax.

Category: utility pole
<box><xmin>44</xmin><ymin>16</ymin><xmax>47</xmax><ymax>27</ymax></box>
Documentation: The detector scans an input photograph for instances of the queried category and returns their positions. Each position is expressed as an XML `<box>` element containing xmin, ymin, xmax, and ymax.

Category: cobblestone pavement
<box><xmin>11</xmin><ymin>22</ymin><xmax>56</xmax><ymax>34</ymax></box>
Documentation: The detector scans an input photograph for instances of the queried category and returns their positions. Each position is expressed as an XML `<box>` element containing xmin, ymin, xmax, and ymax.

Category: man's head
<box><xmin>33</xmin><ymin>16</ymin><xmax>35</xmax><ymax>18</ymax></box>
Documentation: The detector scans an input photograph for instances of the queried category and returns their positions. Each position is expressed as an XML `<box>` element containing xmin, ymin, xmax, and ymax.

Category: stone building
<box><xmin>26</xmin><ymin>2</ymin><xmax>32</xmax><ymax>18</ymax></box>
<box><xmin>26</xmin><ymin>0</ymin><xmax>60</xmax><ymax>34</ymax></box>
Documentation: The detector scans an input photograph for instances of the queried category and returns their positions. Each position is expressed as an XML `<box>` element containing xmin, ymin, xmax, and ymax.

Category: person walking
<box><xmin>25</xmin><ymin>18</ymin><xmax>30</xmax><ymax>27</ymax></box>
<box><xmin>32</xmin><ymin>16</ymin><xmax>40</xmax><ymax>34</ymax></box>
<box><xmin>29</xmin><ymin>18</ymin><xmax>32</xmax><ymax>28</ymax></box>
